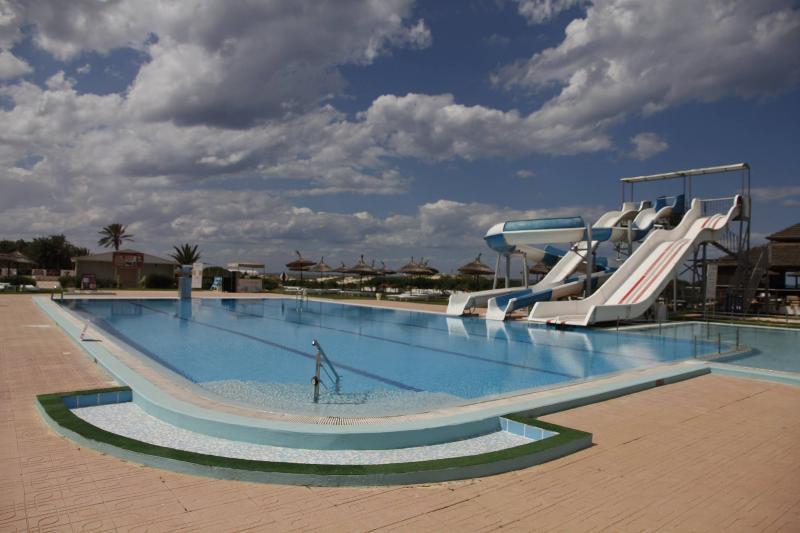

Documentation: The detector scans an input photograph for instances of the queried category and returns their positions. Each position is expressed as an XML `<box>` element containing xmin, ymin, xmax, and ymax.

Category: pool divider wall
<box><xmin>37</xmin><ymin>387</ymin><xmax>593</xmax><ymax>487</ymax></box>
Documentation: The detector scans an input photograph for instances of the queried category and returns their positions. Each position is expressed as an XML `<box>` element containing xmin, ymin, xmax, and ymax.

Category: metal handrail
<box><xmin>311</xmin><ymin>339</ymin><xmax>341</xmax><ymax>403</ymax></box>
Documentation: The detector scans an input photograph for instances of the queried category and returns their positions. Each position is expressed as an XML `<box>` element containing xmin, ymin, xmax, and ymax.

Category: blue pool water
<box><xmin>63</xmin><ymin>298</ymin><xmax>714</xmax><ymax>416</ymax></box>
<box><xmin>635</xmin><ymin>322</ymin><xmax>800</xmax><ymax>374</ymax></box>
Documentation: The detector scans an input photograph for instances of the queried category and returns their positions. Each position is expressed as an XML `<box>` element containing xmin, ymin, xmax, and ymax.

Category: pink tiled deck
<box><xmin>1</xmin><ymin>293</ymin><xmax>799</xmax><ymax>531</ymax></box>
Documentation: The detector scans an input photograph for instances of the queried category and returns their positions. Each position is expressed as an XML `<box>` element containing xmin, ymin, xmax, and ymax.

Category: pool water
<box><xmin>635</xmin><ymin>322</ymin><xmax>800</xmax><ymax>374</ymax></box>
<box><xmin>63</xmin><ymin>298</ymin><xmax>714</xmax><ymax>416</ymax></box>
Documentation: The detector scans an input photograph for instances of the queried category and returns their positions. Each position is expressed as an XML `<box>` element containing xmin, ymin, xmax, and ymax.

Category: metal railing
<box><xmin>311</xmin><ymin>339</ymin><xmax>341</xmax><ymax>403</ymax></box>
<box><xmin>699</xmin><ymin>196</ymin><xmax>736</xmax><ymax>217</ymax></box>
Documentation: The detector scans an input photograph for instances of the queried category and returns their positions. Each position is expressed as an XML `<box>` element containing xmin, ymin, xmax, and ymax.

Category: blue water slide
<box><xmin>503</xmin><ymin>216</ymin><xmax>585</xmax><ymax>232</ymax></box>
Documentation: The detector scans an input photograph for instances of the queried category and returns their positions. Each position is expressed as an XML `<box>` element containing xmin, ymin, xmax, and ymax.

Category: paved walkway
<box><xmin>1</xmin><ymin>294</ymin><xmax>799</xmax><ymax>532</ymax></box>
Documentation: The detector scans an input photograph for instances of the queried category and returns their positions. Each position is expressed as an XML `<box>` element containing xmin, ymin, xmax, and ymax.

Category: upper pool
<box><xmin>62</xmin><ymin>298</ymin><xmax>713</xmax><ymax>417</ymax></box>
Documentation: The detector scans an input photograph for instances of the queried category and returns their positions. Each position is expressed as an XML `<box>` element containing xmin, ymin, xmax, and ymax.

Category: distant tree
<box><xmin>97</xmin><ymin>223</ymin><xmax>134</xmax><ymax>251</ymax></box>
<box><xmin>169</xmin><ymin>243</ymin><xmax>201</xmax><ymax>265</ymax></box>
<box><xmin>0</xmin><ymin>235</ymin><xmax>89</xmax><ymax>270</ymax></box>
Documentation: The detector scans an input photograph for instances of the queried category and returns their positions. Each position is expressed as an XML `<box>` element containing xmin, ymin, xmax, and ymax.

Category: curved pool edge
<box><xmin>35</xmin><ymin>296</ymin><xmax>711</xmax><ymax>450</ymax></box>
<box><xmin>35</xmin><ymin>390</ymin><xmax>592</xmax><ymax>487</ymax></box>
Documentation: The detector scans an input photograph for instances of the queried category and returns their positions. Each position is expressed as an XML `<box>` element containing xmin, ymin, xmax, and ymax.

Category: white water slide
<box><xmin>481</xmin><ymin>196</ymin><xmax>683</xmax><ymax>321</ymax></box>
<box><xmin>447</xmin><ymin>201</ymin><xmax>652</xmax><ymax>316</ymax></box>
<box><xmin>528</xmin><ymin>195</ymin><xmax>742</xmax><ymax>326</ymax></box>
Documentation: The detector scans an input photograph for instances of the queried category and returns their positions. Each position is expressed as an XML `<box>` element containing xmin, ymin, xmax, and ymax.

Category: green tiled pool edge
<box><xmin>36</xmin><ymin>387</ymin><xmax>592</xmax><ymax>487</ymax></box>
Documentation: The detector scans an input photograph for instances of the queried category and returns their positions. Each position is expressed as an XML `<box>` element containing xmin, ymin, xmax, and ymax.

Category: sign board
<box><xmin>113</xmin><ymin>252</ymin><xmax>144</xmax><ymax>269</ymax></box>
<box><xmin>191</xmin><ymin>262</ymin><xmax>204</xmax><ymax>289</ymax></box>
<box><xmin>705</xmin><ymin>263</ymin><xmax>718</xmax><ymax>301</ymax></box>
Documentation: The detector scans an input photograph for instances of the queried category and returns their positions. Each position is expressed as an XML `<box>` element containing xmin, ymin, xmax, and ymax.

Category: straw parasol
<box><xmin>285</xmin><ymin>250</ymin><xmax>315</xmax><ymax>283</ymax></box>
<box><xmin>349</xmin><ymin>255</ymin><xmax>376</xmax><ymax>291</ymax></box>
<box><xmin>399</xmin><ymin>257</ymin><xmax>436</xmax><ymax>293</ymax></box>
<box><xmin>374</xmin><ymin>261</ymin><xmax>396</xmax><ymax>276</ymax></box>
<box><xmin>419</xmin><ymin>257</ymin><xmax>438</xmax><ymax>275</ymax></box>
<box><xmin>308</xmin><ymin>257</ymin><xmax>334</xmax><ymax>282</ymax></box>
<box><xmin>458</xmin><ymin>253</ymin><xmax>494</xmax><ymax>289</ymax></box>
<box><xmin>398</xmin><ymin>257</ymin><xmax>429</xmax><ymax>276</ymax></box>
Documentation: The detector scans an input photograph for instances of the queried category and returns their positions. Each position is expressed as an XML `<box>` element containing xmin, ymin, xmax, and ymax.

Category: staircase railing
<box><xmin>311</xmin><ymin>339</ymin><xmax>341</xmax><ymax>403</ymax></box>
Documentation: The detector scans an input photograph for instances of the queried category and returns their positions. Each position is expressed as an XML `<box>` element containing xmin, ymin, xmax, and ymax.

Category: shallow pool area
<box><xmin>633</xmin><ymin>322</ymin><xmax>800</xmax><ymax>374</ymax></box>
<box><xmin>60</xmin><ymin>298</ymin><xmax>717</xmax><ymax>417</ymax></box>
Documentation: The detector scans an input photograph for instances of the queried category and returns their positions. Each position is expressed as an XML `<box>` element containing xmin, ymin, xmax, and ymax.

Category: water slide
<box><xmin>483</xmin><ymin>195</ymin><xmax>684</xmax><ymax>321</ymax></box>
<box><xmin>446</xmin><ymin>202</ymin><xmax>646</xmax><ymax>316</ymax></box>
<box><xmin>445</xmin><ymin>245</ymin><xmax>564</xmax><ymax>315</ymax></box>
<box><xmin>482</xmin><ymin>198</ymin><xmax>678</xmax><ymax>321</ymax></box>
<box><xmin>528</xmin><ymin>195</ymin><xmax>742</xmax><ymax>326</ymax></box>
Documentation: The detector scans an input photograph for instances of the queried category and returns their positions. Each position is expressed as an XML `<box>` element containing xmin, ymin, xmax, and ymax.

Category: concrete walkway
<box><xmin>1</xmin><ymin>294</ymin><xmax>799</xmax><ymax>531</ymax></box>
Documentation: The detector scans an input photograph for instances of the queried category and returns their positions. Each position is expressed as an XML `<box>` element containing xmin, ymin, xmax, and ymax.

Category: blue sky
<box><xmin>1</xmin><ymin>0</ymin><xmax>799</xmax><ymax>271</ymax></box>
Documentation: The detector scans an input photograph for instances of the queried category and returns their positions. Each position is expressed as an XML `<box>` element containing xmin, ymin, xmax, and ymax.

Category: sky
<box><xmin>1</xmin><ymin>0</ymin><xmax>799</xmax><ymax>272</ymax></box>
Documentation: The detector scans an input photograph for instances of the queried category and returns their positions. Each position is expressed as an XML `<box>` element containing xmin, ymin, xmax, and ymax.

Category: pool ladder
<box><xmin>311</xmin><ymin>339</ymin><xmax>341</xmax><ymax>403</ymax></box>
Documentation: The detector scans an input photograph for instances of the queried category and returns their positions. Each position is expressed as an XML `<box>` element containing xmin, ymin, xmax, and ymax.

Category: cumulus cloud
<box><xmin>751</xmin><ymin>186</ymin><xmax>800</xmax><ymax>205</ymax></box>
<box><xmin>2</xmin><ymin>0</ymin><xmax>798</xmax><ymax>266</ymax></box>
<box><xmin>629</xmin><ymin>132</ymin><xmax>668</xmax><ymax>160</ymax></box>
<box><xmin>0</xmin><ymin>50</ymin><xmax>31</xmax><ymax>79</ymax></box>
<box><xmin>496</xmin><ymin>0</ymin><xmax>800</xmax><ymax>132</ymax></box>
<box><xmin>514</xmin><ymin>0</ymin><xmax>585</xmax><ymax>25</ymax></box>
<box><xmin>8</xmin><ymin>0</ymin><xmax>430</xmax><ymax>128</ymax></box>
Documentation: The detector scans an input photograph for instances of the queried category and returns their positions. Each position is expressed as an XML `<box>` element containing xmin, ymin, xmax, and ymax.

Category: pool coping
<box><xmin>36</xmin><ymin>387</ymin><xmax>592</xmax><ymax>487</ymax></box>
<box><xmin>36</xmin><ymin>296</ymin><xmax>722</xmax><ymax>450</ymax></box>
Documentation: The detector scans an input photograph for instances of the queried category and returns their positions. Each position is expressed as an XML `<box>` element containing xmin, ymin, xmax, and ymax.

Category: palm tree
<box><xmin>97</xmin><ymin>223</ymin><xmax>134</xmax><ymax>251</ymax></box>
<box><xmin>169</xmin><ymin>243</ymin><xmax>201</xmax><ymax>265</ymax></box>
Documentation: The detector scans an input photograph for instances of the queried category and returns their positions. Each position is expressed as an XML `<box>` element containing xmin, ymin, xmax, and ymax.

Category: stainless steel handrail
<box><xmin>311</xmin><ymin>339</ymin><xmax>341</xmax><ymax>403</ymax></box>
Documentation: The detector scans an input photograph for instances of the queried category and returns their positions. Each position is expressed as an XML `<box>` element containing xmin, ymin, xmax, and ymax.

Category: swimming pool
<box><xmin>634</xmin><ymin>322</ymin><xmax>800</xmax><ymax>374</ymax></box>
<box><xmin>62</xmin><ymin>298</ymin><xmax>715</xmax><ymax>416</ymax></box>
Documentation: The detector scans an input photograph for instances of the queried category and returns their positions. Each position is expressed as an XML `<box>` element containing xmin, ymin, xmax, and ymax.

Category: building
<box><xmin>73</xmin><ymin>249</ymin><xmax>176</xmax><ymax>289</ymax></box>
<box><xmin>712</xmin><ymin>222</ymin><xmax>800</xmax><ymax>311</ymax></box>
<box><xmin>226</xmin><ymin>261</ymin><xmax>266</xmax><ymax>276</ymax></box>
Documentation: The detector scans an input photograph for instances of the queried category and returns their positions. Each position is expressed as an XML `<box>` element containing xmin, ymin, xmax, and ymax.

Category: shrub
<box><xmin>58</xmin><ymin>275</ymin><xmax>76</xmax><ymax>288</ymax></box>
<box><xmin>142</xmin><ymin>274</ymin><xmax>176</xmax><ymax>289</ymax></box>
<box><xmin>262</xmin><ymin>277</ymin><xmax>279</xmax><ymax>291</ymax></box>
<box><xmin>0</xmin><ymin>275</ymin><xmax>37</xmax><ymax>286</ymax></box>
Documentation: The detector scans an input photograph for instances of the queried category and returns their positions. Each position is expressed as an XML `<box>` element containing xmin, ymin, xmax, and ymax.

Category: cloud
<box><xmin>629</xmin><ymin>132</ymin><xmax>668</xmax><ymax>160</ymax></box>
<box><xmin>515</xmin><ymin>169</ymin><xmax>535</xmax><ymax>178</ymax></box>
<box><xmin>514</xmin><ymin>0</ymin><xmax>585</xmax><ymax>25</ymax></box>
<box><xmin>483</xmin><ymin>33</ymin><xmax>511</xmax><ymax>47</ymax></box>
<box><xmin>751</xmin><ymin>186</ymin><xmax>800</xmax><ymax>203</ymax></box>
<box><xmin>496</xmin><ymin>0</ymin><xmax>800</xmax><ymax>133</ymax></box>
<box><xmin>75</xmin><ymin>63</ymin><xmax>91</xmax><ymax>75</ymax></box>
<box><xmin>9</xmin><ymin>0</ymin><xmax>431</xmax><ymax>128</ymax></box>
<box><xmin>0</xmin><ymin>50</ymin><xmax>31</xmax><ymax>79</ymax></box>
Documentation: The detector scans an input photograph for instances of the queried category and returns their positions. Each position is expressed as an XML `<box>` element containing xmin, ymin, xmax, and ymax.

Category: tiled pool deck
<box><xmin>2</xmin><ymin>292</ymin><xmax>800</xmax><ymax>531</ymax></box>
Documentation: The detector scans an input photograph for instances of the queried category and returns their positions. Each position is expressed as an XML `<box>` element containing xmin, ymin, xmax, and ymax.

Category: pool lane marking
<box><xmin>111</xmin><ymin>301</ymin><xmax>424</xmax><ymax>392</ymax></box>
<box><xmin>200</xmin><ymin>300</ymin><xmax>581</xmax><ymax>380</ymax></box>
<box><xmin>208</xmin><ymin>299</ymin><xmax>686</xmax><ymax>367</ymax></box>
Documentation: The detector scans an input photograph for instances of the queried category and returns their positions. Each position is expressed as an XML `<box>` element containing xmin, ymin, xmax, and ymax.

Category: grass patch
<box><xmin>39</xmin><ymin>387</ymin><xmax>590</xmax><ymax>478</ymax></box>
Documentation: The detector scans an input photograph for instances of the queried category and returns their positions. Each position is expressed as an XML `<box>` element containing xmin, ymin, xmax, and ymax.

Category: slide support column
<box><xmin>493</xmin><ymin>253</ymin><xmax>501</xmax><ymax>290</ymax></box>
<box><xmin>505</xmin><ymin>254</ymin><xmax>511</xmax><ymax>289</ymax></box>
<box><xmin>523</xmin><ymin>253</ymin><xmax>529</xmax><ymax>288</ymax></box>
<box><xmin>585</xmin><ymin>224</ymin><xmax>594</xmax><ymax>297</ymax></box>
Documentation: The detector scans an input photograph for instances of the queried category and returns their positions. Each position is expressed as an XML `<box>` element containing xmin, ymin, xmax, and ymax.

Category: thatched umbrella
<box><xmin>308</xmin><ymin>257</ymin><xmax>334</xmax><ymax>283</ymax></box>
<box><xmin>374</xmin><ymin>261</ymin><xmax>396</xmax><ymax>276</ymax></box>
<box><xmin>349</xmin><ymin>255</ymin><xmax>376</xmax><ymax>291</ymax></box>
<box><xmin>285</xmin><ymin>250</ymin><xmax>315</xmax><ymax>283</ymax></box>
<box><xmin>419</xmin><ymin>257</ymin><xmax>439</xmax><ymax>275</ymax></box>
<box><xmin>399</xmin><ymin>257</ymin><xmax>435</xmax><ymax>293</ymax></box>
<box><xmin>458</xmin><ymin>253</ymin><xmax>494</xmax><ymax>290</ymax></box>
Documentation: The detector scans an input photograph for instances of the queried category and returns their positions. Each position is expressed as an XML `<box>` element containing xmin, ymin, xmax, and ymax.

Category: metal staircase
<box><xmin>725</xmin><ymin>248</ymin><xmax>767</xmax><ymax>313</ymax></box>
